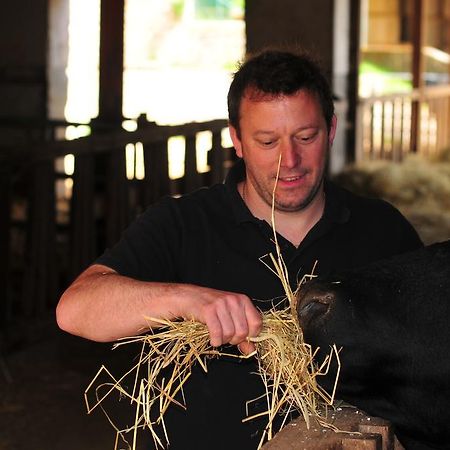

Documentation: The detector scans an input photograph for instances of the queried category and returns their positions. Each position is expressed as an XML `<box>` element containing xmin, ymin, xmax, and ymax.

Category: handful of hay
<box><xmin>85</xmin><ymin>155</ymin><xmax>340</xmax><ymax>449</ymax></box>
<box><xmin>85</xmin><ymin>255</ymin><xmax>339</xmax><ymax>450</ymax></box>
<box><xmin>85</xmin><ymin>294</ymin><xmax>339</xmax><ymax>450</ymax></box>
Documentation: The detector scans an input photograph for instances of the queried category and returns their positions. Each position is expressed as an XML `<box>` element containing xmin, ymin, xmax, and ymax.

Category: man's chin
<box><xmin>273</xmin><ymin>190</ymin><xmax>322</xmax><ymax>212</ymax></box>
<box><xmin>273</xmin><ymin>200</ymin><xmax>310</xmax><ymax>213</ymax></box>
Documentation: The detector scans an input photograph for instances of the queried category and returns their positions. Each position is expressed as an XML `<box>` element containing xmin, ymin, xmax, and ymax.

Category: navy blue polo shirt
<box><xmin>96</xmin><ymin>159</ymin><xmax>422</xmax><ymax>449</ymax></box>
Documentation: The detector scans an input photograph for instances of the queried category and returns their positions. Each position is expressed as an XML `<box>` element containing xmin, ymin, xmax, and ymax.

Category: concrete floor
<box><xmin>0</xmin><ymin>322</ymin><xmax>152</xmax><ymax>450</ymax></box>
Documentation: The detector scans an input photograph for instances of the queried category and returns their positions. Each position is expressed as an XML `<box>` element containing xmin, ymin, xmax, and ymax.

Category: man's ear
<box><xmin>229</xmin><ymin>124</ymin><xmax>243</xmax><ymax>158</ymax></box>
<box><xmin>328</xmin><ymin>115</ymin><xmax>337</xmax><ymax>146</ymax></box>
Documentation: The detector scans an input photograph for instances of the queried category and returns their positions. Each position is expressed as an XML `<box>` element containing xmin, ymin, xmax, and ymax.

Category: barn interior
<box><xmin>1</xmin><ymin>1</ymin><xmax>450</xmax><ymax>449</ymax></box>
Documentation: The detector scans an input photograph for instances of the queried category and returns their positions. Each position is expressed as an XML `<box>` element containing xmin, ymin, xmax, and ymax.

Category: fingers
<box><xmin>175</xmin><ymin>285</ymin><xmax>262</xmax><ymax>349</ymax></box>
<box><xmin>204</xmin><ymin>309</ymin><xmax>225</xmax><ymax>348</ymax></box>
<box><xmin>203</xmin><ymin>292</ymin><xmax>262</xmax><ymax>348</ymax></box>
<box><xmin>244</xmin><ymin>301</ymin><xmax>263</xmax><ymax>338</ymax></box>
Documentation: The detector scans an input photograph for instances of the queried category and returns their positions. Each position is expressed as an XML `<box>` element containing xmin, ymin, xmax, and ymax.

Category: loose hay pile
<box><xmin>85</xmin><ymin>155</ymin><xmax>340</xmax><ymax>449</ymax></box>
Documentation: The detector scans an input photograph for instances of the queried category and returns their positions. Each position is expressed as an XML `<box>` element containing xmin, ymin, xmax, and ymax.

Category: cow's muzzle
<box><xmin>296</xmin><ymin>286</ymin><xmax>335</xmax><ymax>330</ymax></box>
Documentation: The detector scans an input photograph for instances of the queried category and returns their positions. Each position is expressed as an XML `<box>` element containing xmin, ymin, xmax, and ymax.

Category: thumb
<box><xmin>238</xmin><ymin>340</ymin><xmax>257</xmax><ymax>356</ymax></box>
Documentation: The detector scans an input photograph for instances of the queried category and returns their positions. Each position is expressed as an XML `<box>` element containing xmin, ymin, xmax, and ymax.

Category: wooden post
<box><xmin>22</xmin><ymin>161</ymin><xmax>57</xmax><ymax>316</ymax></box>
<box><xmin>106</xmin><ymin>148</ymin><xmax>130</xmax><ymax>246</ymax></box>
<box><xmin>346</xmin><ymin>0</ymin><xmax>361</xmax><ymax>164</ymax></box>
<box><xmin>411</xmin><ymin>0</ymin><xmax>425</xmax><ymax>153</ymax></box>
<box><xmin>184</xmin><ymin>134</ymin><xmax>200</xmax><ymax>192</ymax></box>
<box><xmin>143</xmin><ymin>140</ymin><xmax>171</xmax><ymax>206</ymax></box>
<box><xmin>0</xmin><ymin>162</ymin><xmax>12</xmax><ymax>328</ymax></box>
<box><xmin>209</xmin><ymin>130</ymin><xmax>224</xmax><ymax>184</ymax></box>
<box><xmin>70</xmin><ymin>153</ymin><xmax>96</xmax><ymax>278</ymax></box>
<box><xmin>97</xmin><ymin>0</ymin><xmax>128</xmax><ymax>247</ymax></box>
<box><xmin>98</xmin><ymin>0</ymin><xmax>124</xmax><ymax>123</ymax></box>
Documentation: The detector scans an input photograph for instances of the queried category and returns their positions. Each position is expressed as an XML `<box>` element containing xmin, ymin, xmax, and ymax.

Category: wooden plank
<box><xmin>262</xmin><ymin>405</ymin><xmax>404</xmax><ymax>450</ymax></box>
<box><xmin>3</xmin><ymin>119</ymin><xmax>230</xmax><ymax>162</ymax></box>
<box><xmin>359</xmin><ymin>423</ymin><xmax>392</xmax><ymax>450</ymax></box>
<box><xmin>341</xmin><ymin>434</ymin><xmax>382</xmax><ymax>450</ymax></box>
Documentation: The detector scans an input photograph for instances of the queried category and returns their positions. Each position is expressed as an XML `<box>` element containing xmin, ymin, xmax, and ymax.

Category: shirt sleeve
<box><xmin>95</xmin><ymin>197</ymin><xmax>182</xmax><ymax>282</ymax></box>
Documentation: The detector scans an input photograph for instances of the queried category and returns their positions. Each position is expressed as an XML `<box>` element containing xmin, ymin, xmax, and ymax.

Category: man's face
<box><xmin>230</xmin><ymin>89</ymin><xmax>336</xmax><ymax>213</ymax></box>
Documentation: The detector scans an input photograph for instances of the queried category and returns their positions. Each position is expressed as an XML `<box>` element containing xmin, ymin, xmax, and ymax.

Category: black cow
<box><xmin>296</xmin><ymin>239</ymin><xmax>450</xmax><ymax>450</ymax></box>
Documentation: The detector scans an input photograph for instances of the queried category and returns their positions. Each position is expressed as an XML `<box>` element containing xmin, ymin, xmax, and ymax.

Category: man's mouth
<box><xmin>277</xmin><ymin>173</ymin><xmax>307</xmax><ymax>184</ymax></box>
<box><xmin>279</xmin><ymin>175</ymin><xmax>302</xmax><ymax>182</ymax></box>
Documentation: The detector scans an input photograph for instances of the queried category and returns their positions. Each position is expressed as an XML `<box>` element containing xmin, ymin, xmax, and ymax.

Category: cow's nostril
<box><xmin>297</xmin><ymin>299</ymin><xmax>330</xmax><ymax>329</ymax></box>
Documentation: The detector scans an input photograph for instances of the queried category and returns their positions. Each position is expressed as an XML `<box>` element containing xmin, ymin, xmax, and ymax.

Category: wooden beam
<box><xmin>98</xmin><ymin>0</ymin><xmax>125</xmax><ymax>122</ymax></box>
<box><xmin>346</xmin><ymin>0</ymin><xmax>361</xmax><ymax>163</ymax></box>
<box><xmin>410</xmin><ymin>0</ymin><xmax>425</xmax><ymax>153</ymax></box>
<box><xmin>0</xmin><ymin>164</ymin><xmax>12</xmax><ymax>328</ymax></box>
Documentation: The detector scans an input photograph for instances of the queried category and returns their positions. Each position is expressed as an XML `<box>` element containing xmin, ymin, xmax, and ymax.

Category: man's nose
<box><xmin>280</xmin><ymin>140</ymin><xmax>299</xmax><ymax>168</ymax></box>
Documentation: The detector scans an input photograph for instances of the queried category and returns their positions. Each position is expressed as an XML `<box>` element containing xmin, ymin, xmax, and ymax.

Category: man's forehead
<box><xmin>242</xmin><ymin>86</ymin><xmax>316</xmax><ymax>103</ymax></box>
<box><xmin>236</xmin><ymin>88</ymin><xmax>329</xmax><ymax>134</ymax></box>
<box><xmin>243</xmin><ymin>87</ymin><xmax>281</xmax><ymax>102</ymax></box>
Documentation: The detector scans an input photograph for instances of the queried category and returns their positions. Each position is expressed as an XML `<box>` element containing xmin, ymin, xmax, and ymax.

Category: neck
<box><xmin>239</xmin><ymin>181</ymin><xmax>325</xmax><ymax>247</ymax></box>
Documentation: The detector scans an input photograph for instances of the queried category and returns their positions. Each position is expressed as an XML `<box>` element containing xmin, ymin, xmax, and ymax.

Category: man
<box><xmin>56</xmin><ymin>50</ymin><xmax>422</xmax><ymax>449</ymax></box>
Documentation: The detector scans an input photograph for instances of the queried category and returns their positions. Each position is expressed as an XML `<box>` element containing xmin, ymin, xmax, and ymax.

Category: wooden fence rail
<box><xmin>0</xmin><ymin>118</ymin><xmax>233</xmax><ymax>345</ymax></box>
<box><xmin>356</xmin><ymin>84</ymin><xmax>450</xmax><ymax>161</ymax></box>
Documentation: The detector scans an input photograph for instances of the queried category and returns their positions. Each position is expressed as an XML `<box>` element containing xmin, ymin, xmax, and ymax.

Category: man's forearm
<box><xmin>56</xmin><ymin>264</ymin><xmax>182</xmax><ymax>342</ymax></box>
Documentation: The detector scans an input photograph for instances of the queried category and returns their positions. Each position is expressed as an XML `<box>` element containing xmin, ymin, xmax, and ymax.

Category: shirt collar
<box><xmin>224</xmin><ymin>159</ymin><xmax>258</xmax><ymax>224</ymax></box>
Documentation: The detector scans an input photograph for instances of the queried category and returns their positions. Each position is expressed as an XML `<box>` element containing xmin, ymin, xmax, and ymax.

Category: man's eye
<box><xmin>296</xmin><ymin>133</ymin><xmax>316</xmax><ymax>143</ymax></box>
<box><xmin>258</xmin><ymin>140</ymin><xmax>276</xmax><ymax>147</ymax></box>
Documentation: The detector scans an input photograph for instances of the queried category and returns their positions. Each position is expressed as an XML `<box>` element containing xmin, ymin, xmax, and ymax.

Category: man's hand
<box><xmin>57</xmin><ymin>264</ymin><xmax>262</xmax><ymax>348</ymax></box>
<box><xmin>174</xmin><ymin>285</ymin><xmax>262</xmax><ymax>352</ymax></box>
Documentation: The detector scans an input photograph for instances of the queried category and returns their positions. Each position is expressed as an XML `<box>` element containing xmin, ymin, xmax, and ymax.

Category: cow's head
<box><xmin>294</xmin><ymin>273</ymin><xmax>403</xmax><ymax>395</ymax></box>
<box><xmin>294</xmin><ymin>242</ymin><xmax>450</xmax><ymax>450</ymax></box>
<box><xmin>296</xmin><ymin>270</ymin><xmax>400</xmax><ymax>351</ymax></box>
